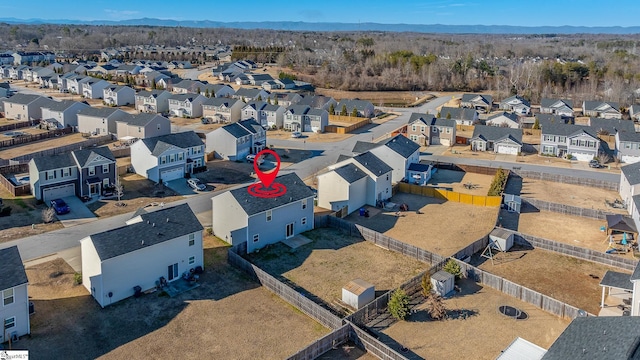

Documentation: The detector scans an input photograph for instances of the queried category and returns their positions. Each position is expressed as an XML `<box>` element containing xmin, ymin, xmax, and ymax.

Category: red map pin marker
<box><xmin>254</xmin><ymin>149</ymin><xmax>280</xmax><ymax>188</ymax></box>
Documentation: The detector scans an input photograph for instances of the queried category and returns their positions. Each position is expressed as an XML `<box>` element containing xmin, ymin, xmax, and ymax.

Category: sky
<box><xmin>1</xmin><ymin>0</ymin><xmax>639</xmax><ymax>27</ymax></box>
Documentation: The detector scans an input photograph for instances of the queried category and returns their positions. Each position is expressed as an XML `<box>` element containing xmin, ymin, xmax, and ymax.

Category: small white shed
<box><xmin>342</xmin><ymin>279</ymin><xmax>375</xmax><ymax>310</ymax></box>
<box><xmin>431</xmin><ymin>270</ymin><xmax>455</xmax><ymax>297</ymax></box>
<box><xmin>504</xmin><ymin>194</ymin><xmax>522</xmax><ymax>213</ymax></box>
<box><xmin>489</xmin><ymin>228</ymin><xmax>515</xmax><ymax>252</ymax></box>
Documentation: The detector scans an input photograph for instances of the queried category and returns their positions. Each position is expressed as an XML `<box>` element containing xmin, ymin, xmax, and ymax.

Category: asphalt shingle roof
<box><xmin>407</xmin><ymin>163</ymin><xmax>432</xmax><ymax>172</ymax></box>
<box><xmin>234</xmin><ymin>88</ymin><xmax>265</xmax><ymax>98</ymax></box>
<box><xmin>297</xmin><ymin>95</ymin><xmax>334</xmax><ymax>109</ymax></box>
<box><xmin>380</xmin><ymin>135</ymin><xmax>420</xmax><ymax>158</ymax></box>
<box><xmin>73</xmin><ymin>146</ymin><xmax>115</xmax><ymax>168</ymax></box>
<box><xmin>584</xmin><ymin>101</ymin><xmax>620</xmax><ymax>112</ymax></box>
<box><xmin>32</xmin><ymin>153</ymin><xmax>75</xmax><ymax>171</ymax></box>
<box><xmin>541</xmin><ymin>98</ymin><xmax>573</xmax><ymax>108</ymax></box>
<box><xmin>286</xmin><ymin>105</ymin><xmax>311</xmax><ymax>115</ymax></box>
<box><xmin>589</xmin><ymin>117</ymin><xmax>635</xmax><ymax>135</ymax></box>
<box><xmin>0</xmin><ymin>246</ymin><xmax>28</xmax><ymax>290</ymax></box>
<box><xmin>169</xmin><ymin>93</ymin><xmax>200</xmax><ymax>102</ymax></box>
<box><xmin>352</xmin><ymin>141</ymin><xmax>378</xmax><ymax>154</ymax></box>
<box><xmin>4</xmin><ymin>93</ymin><xmax>46</xmax><ymax>105</ymax></box>
<box><xmin>621</xmin><ymin>162</ymin><xmax>640</xmax><ymax>186</ymax></box>
<box><xmin>140</xmin><ymin>131</ymin><xmax>203</xmax><ymax>156</ymax></box>
<box><xmin>136</xmin><ymin>90</ymin><xmax>168</xmax><ymax>98</ymax></box>
<box><xmin>461</xmin><ymin>93</ymin><xmax>492</xmax><ymax>105</ymax></box>
<box><xmin>42</xmin><ymin>100</ymin><xmax>86</xmax><ymax>112</ymax></box>
<box><xmin>439</xmin><ymin>106</ymin><xmax>478</xmax><ymax>121</ymax></box>
<box><xmin>351</xmin><ymin>152</ymin><xmax>392</xmax><ymax>176</ymax></box>
<box><xmin>237</xmin><ymin>119</ymin><xmax>263</xmax><ymax>134</ymax></box>
<box><xmin>334</xmin><ymin>163</ymin><xmax>368</xmax><ymax>183</ymax></box>
<box><xmin>117</xmin><ymin>113</ymin><xmax>165</xmax><ymax>127</ymax></box>
<box><xmin>542</xmin><ymin>317</ymin><xmax>640</xmax><ymax>360</ymax></box>
<box><xmin>227</xmin><ymin>173</ymin><xmax>314</xmax><ymax>216</ymax></box>
<box><xmin>203</xmin><ymin>97</ymin><xmax>240</xmax><ymax>107</ymax></box>
<box><xmin>408</xmin><ymin>112</ymin><xmax>436</xmax><ymax>125</ymax></box>
<box><xmin>89</xmin><ymin>204</ymin><xmax>203</xmax><ymax>261</ymax></box>
<box><xmin>541</xmin><ymin>122</ymin><xmax>597</xmax><ymax>138</ymax></box>
<box><xmin>471</xmin><ymin>125</ymin><xmax>523</xmax><ymax>145</ymax></box>
<box><xmin>77</xmin><ymin>107</ymin><xmax>124</xmax><ymax>118</ymax></box>
<box><xmin>600</xmin><ymin>270</ymin><xmax>633</xmax><ymax>291</ymax></box>
<box><xmin>221</xmin><ymin>122</ymin><xmax>251</xmax><ymax>138</ymax></box>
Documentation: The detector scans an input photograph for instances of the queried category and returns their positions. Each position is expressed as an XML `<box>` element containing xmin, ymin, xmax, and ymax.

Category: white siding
<box><xmin>0</xmin><ymin>283</ymin><xmax>30</xmax><ymax>342</ymax></box>
<box><xmin>130</xmin><ymin>140</ymin><xmax>158</xmax><ymax>181</ymax></box>
<box><xmin>317</xmin><ymin>171</ymin><xmax>350</xmax><ymax>211</ymax></box>
<box><xmin>80</xmin><ymin>237</ymin><xmax>104</xmax><ymax>305</ymax></box>
<box><xmin>211</xmin><ymin>192</ymin><xmax>248</xmax><ymax>246</ymax></box>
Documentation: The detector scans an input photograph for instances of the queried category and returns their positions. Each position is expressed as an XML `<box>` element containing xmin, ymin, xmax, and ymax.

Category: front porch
<box><xmin>599</xmin><ymin>270</ymin><xmax>633</xmax><ymax>316</ymax></box>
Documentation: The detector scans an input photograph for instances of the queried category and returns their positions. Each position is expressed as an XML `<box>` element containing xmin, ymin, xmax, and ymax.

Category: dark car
<box><xmin>50</xmin><ymin>198</ymin><xmax>70</xmax><ymax>215</ymax></box>
<box><xmin>589</xmin><ymin>160</ymin><xmax>603</xmax><ymax>168</ymax></box>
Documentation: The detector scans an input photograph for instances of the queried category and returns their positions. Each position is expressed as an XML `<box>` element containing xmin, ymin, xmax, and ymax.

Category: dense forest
<box><xmin>2</xmin><ymin>23</ymin><xmax>640</xmax><ymax>105</ymax></box>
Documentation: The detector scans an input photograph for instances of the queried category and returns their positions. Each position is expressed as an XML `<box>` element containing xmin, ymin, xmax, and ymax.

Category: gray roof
<box><xmin>173</xmin><ymin>79</ymin><xmax>204</xmax><ymax>90</ymax></box>
<box><xmin>31</xmin><ymin>153</ymin><xmax>75</xmax><ymax>171</ymax></box>
<box><xmin>77</xmin><ymin>107</ymin><xmax>124</xmax><ymax>118</ymax></box>
<box><xmin>117</xmin><ymin>113</ymin><xmax>165</xmax><ymax>127</ymax></box>
<box><xmin>433</xmin><ymin>118</ymin><xmax>457</xmax><ymax>127</ymax></box>
<box><xmin>227</xmin><ymin>173</ymin><xmax>314</xmax><ymax>216</ymax></box>
<box><xmin>89</xmin><ymin>204</ymin><xmax>203</xmax><ymax>261</ymax></box>
<box><xmin>73</xmin><ymin>146</ymin><xmax>115</xmax><ymax>168</ymax></box>
<box><xmin>487</xmin><ymin>111</ymin><xmax>519</xmax><ymax>123</ymax></box>
<box><xmin>583</xmin><ymin>101</ymin><xmax>620</xmax><ymax>112</ymax></box>
<box><xmin>380</xmin><ymin>135</ymin><xmax>420</xmax><ymax>158</ymax></box>
<box><xmin>606</xmin><ymin>214</ymin><xmax>638</xmax><ymax>234</ymax></box>
<box><xmin>500</xmin><ymin>95</ymin><xmax>531</xmax><ymax>107</ymax></box>
<box><xmin>352</xmin><ymin>141</ymin><xmax>378</xmax><ymax>154</ymax></box>
<box><xmin>234</xmin><ymin>88</ymin><xmax>266</xmax><ymax>98</ymax></box>
<box><xmin>621</xmin><ymin>162</ymin><xmax>640</xmax><ymax>186</ymax></box>
<box><xmin>221</xmin><ymin>122</ymin><xmax>251</xmax><ymax>138</ymax></box>
<box><xmin>352</xmin><ymin>152</ymin><xmax>393</xmax><ymax>176</ymax></box>
<box><xmin>297</xmin><ymin>95</ymin><xmax>334</xmax><ymax>109</ymax></box>
<box><xmin>589</xmin><ymin>117</ymin><xmax>635</xmax><ymax>135</ymax></box>
<box><xmin>472</xmin><ymin>125</ymin><xmax>523</xmax><ymax>145</ymax></box>
<box><xmin>286</xmin><ymin>105</ymin><xmax>311</xmax><ymax>115</ymax></box>
<box><xmin>263</xmin><ymin>103</ymin><xmax>283</xmax><ymax>112</ymax></box>
<box><xmin>408</xmin><ymin>112</ymin><xmax>436</xmax><ymax>125</ymax></box>
<box><xmin>203</xmin><ymin>97</ymin><xmax>241</xmax><ymax>107</ymax></box>
<box><xmin>461</xmin><ymin>93</ymin><xmax>492</xmax><ymax>105</ymax></box>
<box><xmin>600</xmin><ymin>270</ymin><xmax>633</xmax><ymax>291</ymax></box>
<box><xmin>169</xmin><ymin>93</ymin><xmax>201</xmax><ymax>102</ymax></box>
<box><xmin>237</xmin><ymin>119</ymin><xmax>263</xmax><ymax>134</ymax></box>
<box><xmin>537</xmin><ymin>114</ymin><xmax>570</xmax><ymax>126</ymax></box>
<box><xmin>307</xmin><ymin>108</ymin><xmax>326</xmax><ymax>117</ymax></box>
<box><xmin>541</xmin><ymin>122</ymin><xmax>597</xmax><ymax>138</ymax></box>
<box><xmin>140</xmin><ymin>131</ymin><xmax>203</xmax><ymax>156</ymax></box>
<box><xmin>4</xmin><ymin>93</ymin><xmax>46</xmax><ymax>105</ymax></box>
<box><xmin>439</xmin><ymin>106</ymin><xmax>478</xmax><ymax>121</ymax></box>
<box><xmin>542</xmin><ymin>317</ymin><xmax>640</xmax><ymax>360</ymax></box>
<box><xmin>337</xmin><ymin>154</ymin><xmax>352</xmax><ymax>162</ymax></box>
<box><xmin>407</xmin><ymin>163</ymin><xmax>431</xmax><ymax>172</ymax></box>
<box><xmin>0</xmin><ymin>246</ymin><xmax>28</xmax><ymax>290</ymax></box>
<box><xmin>541</xmin><ymin>98</ymin><xmax>573</xmax><ymax>109</ymax></box>
<box><xmin>618</xmin><ymin>130</ymin><xmax>640</xmax><ymax>143</ymax></box>
<box><xmin>336</xmin><ymin>99</ymin><xmax>373</xmax><ymax>111</ymax></box>
<box><xmin>334</xmin><ymin>163</ymin><xmax>368</xmax><ymax>183</ymax></box>
<box><xmin>42</xmin><ymin>100</ymin><xmax>87</xmax><ymax>112</ymax></box>
<box><xmin>136</xmin><ymin>90</ymin><xmax>169</xmax><ymax>98</ymax></box>
<box><xmin>243</xmin><ymin>101</ymin><xmax>268</xmax><ymax>111</ymax></box>
<box><xmin>490</xmin><ymin>227</ymin><xmax>516</xmax><ymax>240</ymax></box>
<box><xmin>249</xmin><ymin>73</ymin><xmax>273</xmax><ymax>81</ymax></box>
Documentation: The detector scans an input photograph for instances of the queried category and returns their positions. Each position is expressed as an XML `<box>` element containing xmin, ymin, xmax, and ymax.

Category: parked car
<box><xmin>50</xmin><ymin>198</ymin><xmax>70</xmax><ymax>215</ymax></box>
<box><xmin>246</xmin><ymin>154</ymin><xmax>264</xmax><ymax>165</ymax></box>
<box><xmin>291</xmin><ymin>131</ymin><xmax>302</xmax><ymax>138</ymax></box>
<box><xmin>187</xmin><ymin>178</ymin><xmax>206</xmax><ymax>191</ymax></box>
<box><xmin>589</xmin><ymin>160</ymin><xmax>604</xmax><ymax>168</ymax></box>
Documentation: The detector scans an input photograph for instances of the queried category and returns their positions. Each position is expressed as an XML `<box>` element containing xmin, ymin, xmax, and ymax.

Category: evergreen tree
<box><xmin>329</xmin><ymin>103</ymin><xmax>335</xmax><ymax>115</ymax></box>
<box><xmin>257</xmin><ymin>95</ymin><xmax>262</xmax><ymax>101</ymax></box>
<box><xmin>446</xmin><ymin>112</ymin><xmax>452</xmax><ymax>119</ymax></box>
<box><xmin>533</xmin><ymin>117</ymin><xmax>540</xmax><ymax>130</ymax></box>
<box><xmin>340</xmin><ymin>104</ymin><xmax>348</xmax><ymax>116</ymax></box>
<box><xmin>151</xmin><ymin>78</ymin><xmax>157</xmax><ymax>90</ymax></box>
<box><xmin>351</xmin><ymin>107</ymin><xmax>359</xmax><ymax>117</ymax></box>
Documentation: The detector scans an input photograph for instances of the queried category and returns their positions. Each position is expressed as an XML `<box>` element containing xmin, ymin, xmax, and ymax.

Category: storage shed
<box><xmin>430</xmin><ymin>270</ymin><xmax>455</xmax><ymax>297</ymax></box>
<box><xmin>489</xmin><ymin>228</ymin><xmax>515</xmax><ymax>251</ymax></box>
<box><xmin>504</xmin><ymin>194</ymin><xmax>521</xmax><ymax>213</ymax></box>
<box><xmin>342</xmin><ymin>279</ymin><xmax>375</xmax><ymax>310</ymax></box>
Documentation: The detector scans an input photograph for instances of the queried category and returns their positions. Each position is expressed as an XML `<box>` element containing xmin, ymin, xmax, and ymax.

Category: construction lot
<box><xmin>246</xmin><ymin>227</ymin><xmax>425</xmax><ymax>315</ymax></box>
<box><xmin>20</xmin><ymin>236</ymin><xmax>328</xmax><ymax>359</ymax></box>
<box><xmin>347</xmin><ymin>193</ymin><xmax>498</xmax><ymax>257</ymax></box>
<box><xmin>382</xmin><ymin>279</ymin><xmax>569</xmax><ymax>360</ymax></box>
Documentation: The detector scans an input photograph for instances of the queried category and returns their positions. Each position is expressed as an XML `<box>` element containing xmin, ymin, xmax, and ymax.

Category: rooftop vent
<box><xmin>166</xmin><ymin>218</ymin><xmax>169</xmax><ymax>222</ymax></box>
<box><xmin>141</xmin><ymin>240</ymin><xmax>144</xmax><ymax>245</ymax></box>
<box><xmin>152</xmin><ymin>223</ymin><xmax>155</xmax><ymax>227</ymax></box>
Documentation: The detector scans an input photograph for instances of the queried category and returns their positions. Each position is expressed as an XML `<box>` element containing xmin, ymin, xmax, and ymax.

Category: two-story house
<box><xmin>0</xmin><ymin>246</ymin><xmax>30</xmax><ymax>343</ymax></box>
<box><xmin>202</xmin><ymin>97</ymin><xmax>244</xmax><ymax>123</ymax></box>
<box><xmin>540</xmin><ymin>122</ymin><xmax>600</xmax><ymax>161</ymax></box>
<box><xmin>29</xmin><ymin>146</ymin><xmax>116</xmax><ymax>201</ymax></box>
<box><xmin>617</xmin><ymin>131</ymin><xmax>640</xmax><ymax>164</ymax></box>
<box><xmin>583</xmin><ymin>101</ymin><xmax>622</xmax><ymax>119</ymax></box>
<box><xmin>247</xmin><ymin>73</ymin><xmax>274</xmax><ymax>86</ymax></box>
<box><xmin>103</xmin><ymin>85</ymin><xmax>136</xmax><ymax>106</ymax></box>
<box><xmin>485</xmin><ymin>112</ymin><xmax>520</xmax><ymax>129</ymax></box>
<box><xmin>540</xmin><ymin>98</ymin><xmax>574</xmax><ymax>118</ymax></box>
<box><xmin>3</xmin><ymin>93</ymin><xmax>55</xmax><ymax>121</ymax></box>
<box><xmin>317</xmin><ymin>163</ymin><xmax>369</xmax><ymax>214</ymax></box>
<box><xmin>269</xmin><ymin>92</ymin><xmax>302</xmax><ymax>108</ymax></box>
<box><xmin>115</xmin><ymin>113</ymin><xmax>171</xmax><ymax>140</ymax></box>
<box><xmin>205</xmin><ymin>119</ymin><xmax>265</xmax><ymax>160</ymax></box>
<box><xmin>619</xmin><ymin>162</ymin><xmax>640</xmax><ymax>233</ymax></box>
<box><xmin>8</xmin><ymin>65</ymin><xmax>28</xmax><ymax>80</ymax></box>
<box><xmin>335</xmin><ymin>99</ymin><xmax>375</xmax><ymax>118</ymax></box>
<box><xmin>284</xmin><ymin>105</ymin><xmax>329</xmax><ymax>133</ymax></box>
<box><xmin>80</xmin><ymin>204</ymin><xmax>203</xmax><ymax>307</ymax></box>
<box><xmin>65</xmin><ymin>75</ymin><xmax>91</xmax><ymax>95</ymax></box>
<box><xmin>330</xmin><ymin>151</ymin><xmax>393</xmax><ymax>206</ymax></box>
<box><xmin>241</xmin><ymin>101</ymin><xmax>286</xmax><ymax>129</ymax></box>
<box><xmin>241</xmin><ymin>101</ymin><xmax>268</xmax><ymax>123</ymax></box>
<box><xmin>135</xmin><ymin>90</ymin><xmax>172</xmax><ymax>114</ymax></box>
<box><xmin>460</xmin><ymin>93</ymin><xmax>493</xmax><ymax>113</ymax></box>
<box><xmin>211</xmin><ymin>173</ymin><xmax>315</xmax><ymax>253</ymax></box>
<box><xmin>40</xmin><ymin>100</ymin><xmax>89</xmax><ymax>128</ymax></box>
<box><xmin>81</xmin><ymin>78</ymin><xmax>110</xmax><ymax>99</ymax></box>
<box><xmin>130</xmin><ymin>131</ymin><xmax>205</xmax><ymax>183</ymax></box>
<box><xmin>77</xmin><ymin>107</ymin><xmax>129</xmax><ymax>136</ymax></box>
<box><xmin>200</xmin><ymin>83</ymin><xmax>235</xmax><ymax>98</ymax></box>
<box><xmin>171</xmin><ymin>79</ymin><xmax>205</xmax><ymax>94</ymax></box>
<box><xmin>232</xmin><ymin>88</ymin><xmax>270</xmax><ymax>102</ymax></box>
<box><xmin>168</xmin><ymin>93</ymin><xmax>206</xmax><ymax>118</ymax></box>
<box><xmin>365</xmin><ymin>135</ymin><xmax>421</xmax><ymax>183</ymax></box>
<box><xmin>499</xmin><ymin>95</ymin><xmax>531</xmax><ymax>115</ymax></box>
<box><xmin>297</xmin><ymin>95</ymin><xmax>337</xmax><ymax>112</ymax></box>
<box><xmin>470</xmin><ymin>125</ymin><xmax>523</xmax><ymax>155</ymax></box>
<box><xmin>438</xmin><ymin>106</ymin><xmax>479</xmax><ymax>126</ymax></box>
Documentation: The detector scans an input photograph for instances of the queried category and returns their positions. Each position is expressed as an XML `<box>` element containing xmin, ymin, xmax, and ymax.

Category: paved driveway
<box><xmin>165</xmin><ymin>178</ymin><xmax>213</xmax><ymax>196</ymax></box>
<box><xmin>55</xmin><ymin>196</ymin><xmax>97</xmax><ymax>227</ymax></box>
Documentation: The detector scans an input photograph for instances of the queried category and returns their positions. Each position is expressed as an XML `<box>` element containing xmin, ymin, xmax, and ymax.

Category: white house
<box><xmin>485</xmin><ymin>112</ymin><xmax>520</xmax><ymax>129</ymax></box>
<box><xmin>135</xmin><ymin>90</ymin><xmax>172</xmax><ymax>114</ymax></box>
<box><xmin>205</xmin><ymin>119</ymin><xmax>266</xmax><ymax>159</ymax></box>
<box><xmin>317</xmin><ymin>163</ymin><xmax>369</xmax><ymax>214</ymax></box>
<box><xmin>0</xmin><ymin>246</ymin><xmax>30</xmax><ymax>343</ymax></box>
<box><xmin>80</xmin><ymin>204</ymin><xmax>203</xmax><ymax>308</ymax></box>
<box><xmin>367</xmin><ymin>135</ymin><xmax>421</xmax><ymax>183</ymax></box>
<box><xmin>77</xmin><ymin>107</ymin><xmax>129</xmax><ymax>136</ymax></box>
<box><xmin>103</xmin><ymin>85</ymin><xmax>135</xmax><ymax>106</ymax></box>
<box><xmin>202</xmin><ymin>97</ymin><xmax>244</xmax><ymax>123</ymax></box>
<box><xmin>81</xmin><ymin>78</ymin><xmax>110</xmax><ymax>99</ymax></box>
<box><xmin>130</xmin><ymin>131</ymin><xmax>205</xmax><ymax>183</ymax></box>
<box><xmin>329</xmin><ymin>152</ymin><xmax>393</xmax><ymax>208</ymax></box>
<box><xmin>211</xmin><ymin>173</ymin><xmax>315</xmax><ymax>253</ymax></box>
<box><xmin>40</xmin><ymin>100</ymin><xmax>89</xmax><ymax>128</ymax></box>
<box><xmin>168</xmin><ymin>93</ymin><xmax>206</xmax><ymax>118</ymax></box>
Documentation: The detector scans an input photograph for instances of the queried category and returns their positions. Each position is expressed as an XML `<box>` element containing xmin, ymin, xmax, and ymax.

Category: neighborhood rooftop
<box><xmin>334</xmin><ymin>163</ymin><xmax>369</xmax><ymax>183</ymax></box>
<box><xmin>140</xmin><ymin>131</ymin><xmax>203</xmax><ymax>156</ymax></box>
<box><xmin>0</xmin><ymin>246</ymin><xmax>28</xmax><ymax>290</ymax></box>
<box><xmin>228</xmin><ymin>173</ymin><xmax>314</xmax><ymax>216</ymax></box>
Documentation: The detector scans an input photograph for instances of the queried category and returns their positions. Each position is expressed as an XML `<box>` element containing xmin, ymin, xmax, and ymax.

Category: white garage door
<box><xmin>572</xmin><ymin>152</ymin><xmax>593</xmax><ymax>162</ymax></box>
<box><xmin>43</xmin><ymin>183</ymin><xmax>75</xmax><ymax>202</ymax></box>
<box><xmin>440</xmin><ymin>138</ymin><xmax>451</xmax><ymax>147</ymax></box>
<box><xmin>161</xmin><ymin>167</ymin><xmax>184</xmax><ymax>182</ymax></box>
<box><xmin>497</xmin><ymin>145</ymin><xmax>518</xmax><ymax>155</ymax></box>
<box><xmin>622</xmin><ymin>155</ymin><xmax>640</xmax><ymax>164</ymax></box>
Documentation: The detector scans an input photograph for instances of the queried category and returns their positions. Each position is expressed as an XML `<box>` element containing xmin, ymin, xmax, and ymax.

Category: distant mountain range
<box><xmin>1</xmin><ymin>17</ymin><xmax>639</xmax><ymax>35</ymax></box>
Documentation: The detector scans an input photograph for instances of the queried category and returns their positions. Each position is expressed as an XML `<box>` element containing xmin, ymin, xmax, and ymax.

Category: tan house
<box><xmin>406</xmin><ymin>113</ymin><xmax>456</xmax><ymax>147</ymax></box>
<box><xmin>3</xmin><ymin>93</ymin><xmax>55</xmax><ymax>121</ymax></box>
<box><xmin>202</xmin><ymin>97</ymin><xmax>244</xmax><ymax>123</ymax></box>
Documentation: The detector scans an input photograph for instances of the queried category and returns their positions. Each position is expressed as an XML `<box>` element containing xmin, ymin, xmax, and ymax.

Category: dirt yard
<box><xmin>514</xmin><ymin>210</ymin><xmax>622</xmax><ymax>254</ymax></box>
<box><xmin>0</xmin><ymin>193</ymin><xmax>64</xmax><ymax>243</ymax></box>
<box><xmin>347</xmin><ymin>193</ymin><xmax>498</xmax><ymax>257</ymax></box>
<box><xmin>518</xmin><ymin>178</ymin><xmax>625</xmax><ymax>212</ymax></box>
<box><xmin>0</xmin><ymin>133</ymin><xmax>109</xmax><ymax>160</ymax></box>
<box><xmin>247</xmin><ymin>227</ymin><xmax>425</xmax><ymax>315</ymax></box>
<box><xmin>0</xmin><ymin>126</ymin><xmax>48</xmax><ymax>138</ymax></box>
<box><xmin>86</xmin><ymin>174</ymin><xmax>184</xmax><ymax>218</ymax></box>
<box><xmin>429</xmin><ymin>169</ymin><xmax>495</xmax><ymax>196</ymax></box>
<box><xmin>268</xmin><ymin>129</ymin><xmax>353</xmax><ymax>143</ymax></box>
<box><xmin>382</xmin><ymin>279</ymin><xmax>569</xmax><ymax>360</ymax></box>
<box><xmin>474</xmin><ymin>246</ymin><xmax>627</xmax><ymax>315</ymax></box>
<box><xmin>20</xmin><ymin>236</ymin><xmax>329</xmax><ymax>359</ymax></box>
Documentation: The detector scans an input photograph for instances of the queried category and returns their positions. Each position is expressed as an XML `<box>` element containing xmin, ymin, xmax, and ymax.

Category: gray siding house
<box><xmin>335</xmin><ymin>99</ymin><xmax>375</xmax><ymax>118</ymax></box>
<box><xmin>540</xmin><ymin>98</ymin><xmax>574</xmax><ymax>117</ymax></box>
<box><xmin>583</xmin><ymin>101</ymin><xmax>622</xmax><ymax>119</ymax></box>
<box><xmin>103</xmin><ymin>85</ymin><xmax>136</xmax><ymax>106</ymax></box>
<box><xmin>211</xmin><ymin>173</ymin><xmax>315</xmax><ymax>253</ymax></box>
<box><xmin>40</xmin><ymin>100</ymin><xmax>89</xmax><ymax>128</ymax></box>
<box><xmin>205</xmin><ymin>119</ymin><xmax>266</xmax><ymax>159</ymax></box>
<box><xmin>0</xmin><ymin>246</ymin><xmax>30</xmax><ymax>343</ymax></box>
<box><xmin>460</xmin><ymin>93</ymin><xmax>493</xmax><ymax>113</ymax></box>
<box><xmin>202</xmin><ymin>97</ymin><xmax>244</xmax><ymax>123</ymax></box>
<box><xmin>499</xmin><ymin>95</ymin><xmax>531</xmax><ymax>115</ymax></box>
<box><xmin>3</xmin><ymin>93</ymin><xmax>55</xmax><ymax>121</ymax></box>
<box><xmin>438</xmin><ymin>106</ymin><xmax>479</xmax><ymax>126</ymax></box>
<box><xmin>168</xmin><ymin>93</ymin><xmax>206</xmax><ymax>118</ymax></box>
<box><xmin>135</xmin><ymin>90</ymin><xmax>171</xmax><ymax>114</ymax></box>
<box><xmin>470</xmin><ymin>125</ymin><xmax>523</xmax><ymax>155</ymax></box>
<box><xmin>284</xmin><ymin>105</ymin><xmax>329</xmax><ymax>133</ymax></box>
<box><xmin>77</xmin><ymin>107</ymin><xmax>129</xmax><ymax>135</ymax></box>
<box><xmin>540</xmin><ymin>123</ymin><xmax>600</xmax><ymax>161</ymax></box>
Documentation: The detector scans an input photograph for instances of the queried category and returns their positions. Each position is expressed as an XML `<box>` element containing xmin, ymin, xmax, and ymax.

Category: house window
<box><xmin>161</xmin><ymin>156</ymin><xmax>167</xmax><ymax>164</ymax></box>
<box><xmin>4</xmin><ymin>316</ymin><xmax>15</xmax><ymax>330</ymax></box>
<box><xmin>412</xmin><ymin>125</ymin><xmax>416</xmax><ymax>132</ymax></box>
<box><xmin>432</xmin><ymin>127</ymin><xmax>437</xmax><ymax>133</ymax></box>
<box><xmin>188</xmin><ymin>234</ymin><xmax>195</xmax><ymax>246</ymax></box>
<box><xmin>102</xmin><ymin>164</ymin><xmax>109</xmax><ymax>173</ymax></box>
<box><xmin>168</xmin><ymin>263</ymin><xmax>178</xmax><ymax>281</ymax></box>
<box><xmin>301</xmin><ymin>217</ymin><xmax>307</xmax><ymax>225</ymax></box>
<box><xmin>386</xmin><ymin>174</ymin><xmax>389</xmax><ymax>181</ymax></box>
<box><xmin>138</xmin><ymin>126</ymin><xmax>142</xmax><ymax>133</ymax></box>
<box><xmin>88</xmin><ymin>166</ymin><xmax>95</xmax><ymax>176</ymax></box>
<box><xmin>3</xmin><ymin>288</ymin><xmax>14</xmax><ymax>306</ymax></box>
<box><xmin>157</xmin><ymin>124</ymin><xmax>161</xmax><ymax>130</ymax></box>
<box><xmin>178</xmin><ymin>153</ymin><xmax>184</xmax><ymax>161</ymax></box>
<box><xmin>266</xmin><ymin>210</ymin><xmax>272</xmax><ymax>222</ymax></box>
<box><xmin>63</xmin><ymin>167</ymin><xmax>70</xmax><ymax>177</ymax></box>
<box><xmin>446</xmin><ymin>128</ymin><xmax>451</xmax><ymax>134</ymax></box>
<box><xmin>301</xmin><ymin>199</ymin><xmax>307</xmax><ymax>210</ymax></box>
<box><xmin>189</xmin><ymin>256</ymin><xmax>195</xmax><ymax>265</ymax></box>
<box><xmin>253</xmin><ymin>234</ymin><xmax>259</xmax><ymax>242</ymax></box>
<box><xmin>102</xmin><ymin>178</ymin><xmax>110</xmax><ymax>188</ymax></box>
<box><xmin>421</xmin><ymin>126</ymin><xmax>426</xmax><ymax>132</ymax></box>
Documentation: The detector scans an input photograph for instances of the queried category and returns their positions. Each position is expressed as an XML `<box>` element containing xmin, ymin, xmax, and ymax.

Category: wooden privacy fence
<box><xmin>325</xmin><ymin>118</ymin><xmax>371</xmax><ymax>134</ymax></box>
<box><xmin>0</xmin><ymin>163</ymin><xmax>30</xmax><ymax>196</ymax></box>
<box><xmin>0</xmin><ymin>120</ymin><xmax>36</xmax><ymax>133</ymax></box>
<box><xmin>286</xmin><ymin>324</ymin><xmax>351</xmax><ymax>360</ymax></box>
<box><xmin>452</xmin><ymin>258</ymin><xmax>594</xmax><ymax>320</ymax></box>
<box><xmin>521</xmin><ymin>197</ymin><xmax>618</xmax><ymax>220</ymax></box>
<box><xmin>347</xmin><ymin>321</ymin><xmax>409</xmax><ymax>360</ymax></box>
<box><xmin>227</xmin><ymin>246</ymin><xmax>344</xmax><ymax>330</ymax></box>
<box><xmin>513</xmin><ymin>169</ymin><xmax>618</xmax><ymax>191</ymax></box>
<box><xmin>397</xmin><ymin>182</ymin><xmax>502</xmax><ymax>207</ymax></box>
<box><xmin>9</xmin><ymin>135</ymin><xmax>113</xmax><ymax>163</ymax></box>
<box><xmin>0</xmin><ymin>127</ymin><xmax>73</xmax><ymax>148</ymax></box>
<box><xmin>329</xmin><ymin>114</ymin><xmax>365</xmax><ymax>123</ymax></box>
<box><xmin>455</xmin><ymin>124</ymin><xmax>475</xmax><ymax>132</ymax></box>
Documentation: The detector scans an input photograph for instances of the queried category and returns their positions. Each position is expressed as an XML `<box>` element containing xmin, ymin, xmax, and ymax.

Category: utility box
<box><xmin>431</xmin><ymin>270</ymin><xmax>455</xmax><ymax>297</ymax></box>
<box><xmin>342</xmin><ymin>279</ymin><xmax>375</xmax><ymax>310</ymax></box>
<box><xmin>489</xmin><ymin>228</ymin><xmax>515</xmax><ymax>252</ymax></box>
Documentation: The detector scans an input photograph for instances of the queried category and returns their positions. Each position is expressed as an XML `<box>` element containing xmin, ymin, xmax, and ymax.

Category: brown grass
<box><xmin>520</xmin><ymin>178</ymin><xmax>625</xmax><ymax>212</ymax></box>
<box><xmin>0</xmin><ymin>133</ymin><xmax>105</xmax><ymax>160</ymax></box>
<box><xmin>0</xmin><ymin>196</ymin><xmax>64</xmax><ymax>243</ymax></box>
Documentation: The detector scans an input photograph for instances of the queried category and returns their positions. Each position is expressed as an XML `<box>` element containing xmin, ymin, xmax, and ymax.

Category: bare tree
<box><xmin>424</xmin><ymin>293</ymin><xmax>447</xmax><ymax>320</ymax></box>
<box><xmin>42</xmin><ymin>207</ymin><xmax>55</xmax><ymax>223</ymax></box>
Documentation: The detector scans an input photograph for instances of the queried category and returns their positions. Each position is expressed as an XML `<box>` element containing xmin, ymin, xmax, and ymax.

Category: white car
<box><xmin>291</xmin><ymin>131</ymin><xmax>302</xmax><ymax>138</ymax></box>
<box><xmin>187</xmin><ymin>178</ymin><xmax>206</xmax><ymax>191</ymax></box>
<box><xmin>246</xmin><ymin>154</ymin><xmax>264</xmax><ymax>165</ymax></box>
